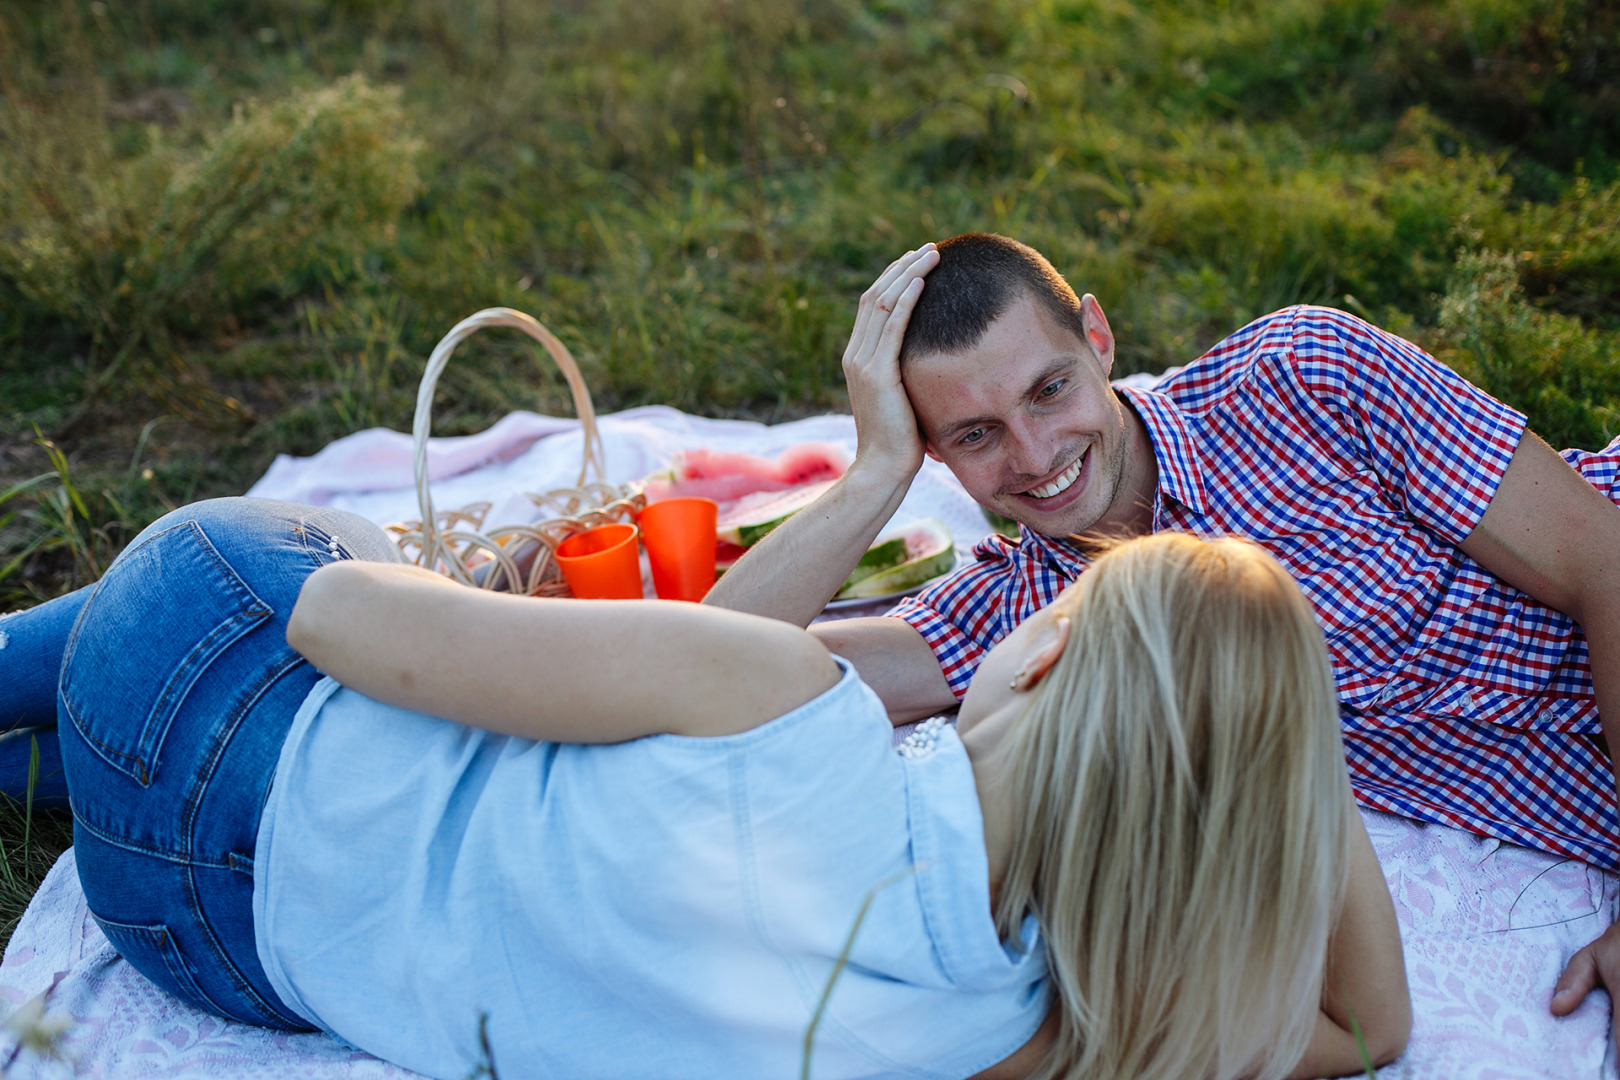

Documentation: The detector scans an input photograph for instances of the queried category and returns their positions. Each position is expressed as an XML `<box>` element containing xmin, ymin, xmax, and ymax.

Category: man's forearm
<box><xmin>703</xmin><ymin>462</ymin><xmax>916</xmax><ymax>627</ymax></box>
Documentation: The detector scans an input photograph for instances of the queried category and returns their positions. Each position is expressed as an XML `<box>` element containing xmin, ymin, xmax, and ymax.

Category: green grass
<box><xmin>0</xmin><ymin>776</ymin><xmax>73</xmax><ymax>956</ymax></box>
<box><xmin>3</xmin><ymin>2</ymin><xmax>1619</xmax><ymax>512</ymax></box>
<box><xmin>2</xmin><ymin>0</ymin><xmax>1620</xmax><ymax>975</ymax></box>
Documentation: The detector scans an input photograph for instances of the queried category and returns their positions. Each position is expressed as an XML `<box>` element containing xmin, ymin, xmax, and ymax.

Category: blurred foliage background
<box><xmin>4</xmin><ymin>0</ymin><xmax>1620</xmax><ymax>608</ymax></box>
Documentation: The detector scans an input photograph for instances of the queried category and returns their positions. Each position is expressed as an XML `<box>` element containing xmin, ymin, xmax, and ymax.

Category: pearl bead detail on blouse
<box><xmin>896</xmin><ymin>716</ymin><xmax>950</xmax><ymax>759</ymax></box>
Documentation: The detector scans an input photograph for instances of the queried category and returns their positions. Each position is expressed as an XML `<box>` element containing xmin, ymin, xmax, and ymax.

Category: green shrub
<box><xmin>1491</xmin><ymin>176</ymin><xmax>1620</xmax><ymax>326</ymax></box>
<box><xmin>0</xmin><ymin>70</ymin><xmax>420</xmax><ymax>422</ymax></box>
<box><xmin>1367</xmin><ymin>0</ymin><xmax>1620</xmax><ymax>186</ymax></box>
<box><xmin>1438</xmin><ymin>250</ymin><xmax>1620</xmax><ymax>451</ymax></box>
<box><xmin>1136</xmin><ymin>167</ymin><xmax>1392</xmax><ymax>328</ymax></box>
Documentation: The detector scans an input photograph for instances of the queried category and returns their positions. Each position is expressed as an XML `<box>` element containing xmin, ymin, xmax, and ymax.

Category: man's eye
<box><xmin>960</xmin><ymin>428</ymin><xmax>986</xmax><ymax>445</ymax></box>
<box><xmin>1038</xmin><ymin>380</ymin><xmax>1065</xmax><ymax>399</ymax></box>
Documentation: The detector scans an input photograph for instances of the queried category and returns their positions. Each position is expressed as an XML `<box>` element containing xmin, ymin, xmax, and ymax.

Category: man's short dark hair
<box><xmin>899</xmin><ymin>233</ymin><xmax>1087</xmax><ymax>365</ymax></box>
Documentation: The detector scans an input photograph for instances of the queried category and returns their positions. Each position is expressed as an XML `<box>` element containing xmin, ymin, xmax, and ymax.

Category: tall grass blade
<box><xmin>0</xmin><ymin>801</ymin><xmax>16</xmax><ymax>895</ymax></box>
<box><xmin>462</xmin><ymin>1010</ymin><xmax>499</xmax><ymax>1080</ymax></box>
<box><xmin>0</xmin><ymin>476</ymin><xmax>52</xmax><ymax>509</ymax></box>
<box><xmin>126</xmin><ymin>417</ymin><xmax>169</xmax><ymax>483</ymax></box>
<box><xmin>37</xmin><ymin>435</ymin><xmax>88</xmax><ymax>525</ymax></box>
<box><xmin>800</xmin><ymin>865</ymin><xmax>918</xmax><ymax>1080</ymax></box>
<box><xmin>23</xmin><ymin>736</ymin><xmax>39</xmax><ymax>863</ymax></box>
<box><xmin>1344</xmin><ymin>988</ymin><xmax>1379</xmax><ymax>1079</ymax></box>
<box><xmin>0</xmin><ymin>476</ymin><xmax>59</xmax><ymax>587</ymax></box>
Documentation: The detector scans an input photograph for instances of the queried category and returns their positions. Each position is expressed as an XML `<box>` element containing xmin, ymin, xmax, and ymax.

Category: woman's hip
<box><xmin>58</xmin><ymin>497</ymin><xmax>400</xmax><ymax>1029</ymax></box>
<box><xmin>64</xmin><ymin>657</ymin><xmax>320</xmax><ymax>1030</ymax></box>
<box><xmin>59</xmin><ymin>497</ymin><xmax>397</xmax><ymax>816</ymax></box>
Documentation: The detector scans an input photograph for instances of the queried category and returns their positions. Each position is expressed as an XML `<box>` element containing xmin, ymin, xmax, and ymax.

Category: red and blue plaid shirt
<box><xmin>892</xmin><ymin>305</ymin><xmax>1620</xmax><ymax>868</ymax></box>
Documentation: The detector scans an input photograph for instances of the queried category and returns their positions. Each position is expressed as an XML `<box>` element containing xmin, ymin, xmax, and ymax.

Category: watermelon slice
<box><xmin>720</xmin><ymin>532</ymin><xmax>919</xmax><ymax>588</ymax></box>
<box><xmin>715</xmin><ymin>480</ymin><xmax>837</xmax><ymax>547</ymax></box>
<box><xmin>644</xmin><ymin>443</ymin><xmax>848</xmax><ymax>504</ymax></box>
<box><xmin>836</xmin><ymin>520</ymin><xmax>955</xmax><ymax>600</ymax></box>
<box><xmin>713</xmin><ymin>516</ymin><xmax>954</xmax><ymax>599</ymax></box>
<box><xmin>841</xmin><ymin>535</ymin><xmax>909</xmax><ymax>589</ymax></box>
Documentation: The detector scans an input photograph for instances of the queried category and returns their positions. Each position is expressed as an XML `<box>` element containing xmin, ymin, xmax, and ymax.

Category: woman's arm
<box><xmin>286</xmin><ymin>560</ymin><xmax>841</xmax><ymax>742</ymax></box>
<box><xmin>1289</xmin><ymin>805</ymin><xmax>1412</xmax><ymax>1078</ymax></box>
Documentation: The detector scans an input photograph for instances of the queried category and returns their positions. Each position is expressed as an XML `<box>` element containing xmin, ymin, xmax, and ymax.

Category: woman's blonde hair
<box><xmin>995</xmin><ymin>533</ymin><xmax>1352</xmax><ymax>1080</ymax></box>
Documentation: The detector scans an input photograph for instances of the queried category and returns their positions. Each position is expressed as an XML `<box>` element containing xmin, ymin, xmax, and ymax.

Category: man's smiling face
<box><xmin>903</xmin><ymin>291</ymin><xmax>1147</xmax><ymax>539</ymax></box>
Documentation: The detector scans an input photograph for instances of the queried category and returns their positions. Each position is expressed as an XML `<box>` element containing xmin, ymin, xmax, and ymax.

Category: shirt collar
<box><xmin>1115</xmin><ymin>384</ymin><xmax>1209</xmax><ymax>520</ymax></box>
<box><xmin>1012</xmin><ymin>384</ymin><xmax>1209</xmax><ymax>571</ymax></box>
<box><xmin>1017</xmin><ymin>521</ymin><xmax>1089</xmax><ymax>574</ymax></box>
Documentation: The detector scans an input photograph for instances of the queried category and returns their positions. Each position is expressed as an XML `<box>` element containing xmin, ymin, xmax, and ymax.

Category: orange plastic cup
<box><xmin>638</xmin><ymin>497</ymin><xmax>718</xmax><ymax>602</ymax></box>
<box><xmin>555</xmin><ymin>522</ymin><xmax>643</xmax><ymax>600</ymax></box>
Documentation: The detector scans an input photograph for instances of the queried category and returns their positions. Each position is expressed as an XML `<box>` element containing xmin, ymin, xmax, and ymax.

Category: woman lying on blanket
<box><xmin>0</xmin><ymin>498</ymin><xmax>1408</xmax><ymax>1080</ymax></box>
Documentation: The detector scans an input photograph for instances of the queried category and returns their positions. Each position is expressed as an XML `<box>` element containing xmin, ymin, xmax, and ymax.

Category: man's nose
<box><xmin>1004</xmin><ymin>415</ymin><xmax>1059</xmax><ymax>477</ymax></box>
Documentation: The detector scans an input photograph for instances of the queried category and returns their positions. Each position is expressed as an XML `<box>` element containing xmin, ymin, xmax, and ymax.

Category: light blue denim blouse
<box><xmin>253</xmin><ymin>658</ymin><xmax>1049</xmax><ymax>1080</ymax></box>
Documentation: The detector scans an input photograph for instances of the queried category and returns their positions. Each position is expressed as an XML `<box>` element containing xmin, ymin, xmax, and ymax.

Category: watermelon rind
<box><xmin>719</xmin><ymin>533</ymin><xmax>912</xmax><ymax>588</ymax></box>
<box><xmin>836</xmin><ymin>520</ymin><xmax>955</xmax><ymax>600</ymax></box>
<box><xmin>715</xmin><ymin>480</ymin><xmax>836</xmax><ymax>547</ymax></box>
<box><xmin>839</xmin><ymin>535</ymin><xmax>909</xmax><ymax>590</ymax></box>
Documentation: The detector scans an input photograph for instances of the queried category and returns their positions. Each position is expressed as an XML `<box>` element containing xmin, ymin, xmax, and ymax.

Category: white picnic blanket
<box><xmin>242</xmin><ymin>403</ymin><xmax>999</xmax><ymax>551</ymax></box>
<box><xmin>0</xmin><ymin>393</ymin><xmax>1613</xmax><ymax>1077</ymax></box>
<box><xmin>1</xmin><ymin>813</ymin><xmax>1611</xmax><ymax>1079</ymax></box>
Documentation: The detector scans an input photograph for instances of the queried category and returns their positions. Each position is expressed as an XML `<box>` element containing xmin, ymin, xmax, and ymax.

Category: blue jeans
<box><xmin>0</xmin><ymin>587</ymin><xmax>80</xmax><ymax>811</ymax></box>
<box><xmin>0</xmin><ymin>498</ymin><xmax>402</xmax><ymax>1030</ymax></box>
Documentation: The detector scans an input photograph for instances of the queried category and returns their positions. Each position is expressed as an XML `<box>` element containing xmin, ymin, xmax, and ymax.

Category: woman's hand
<box><xmin>1289</xmin><ymin>804</ymin><xmax>1411</xmax><ymax>1078</ymax></box>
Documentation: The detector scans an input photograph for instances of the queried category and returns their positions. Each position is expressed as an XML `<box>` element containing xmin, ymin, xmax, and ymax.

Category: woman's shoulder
<box><xmin>646</xmin><ymin>656</ymin><xmax>890</xmax><ymax>752</ymax></box>
<box><xmin>619</xmin><ymin>656</ymin><xmax>905</xmax><ymax>812</ymax></box>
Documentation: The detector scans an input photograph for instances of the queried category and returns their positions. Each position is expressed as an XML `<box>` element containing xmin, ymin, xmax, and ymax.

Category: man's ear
<box><xmin>1017</xmin><ymin>615</ymin><xmax>1071</xmax><ymax>691</ymax></box>
<box><xmin>1079</xmin><ymin>294</ymin><xmax>1116</xmax><ymax>378</ymax></box>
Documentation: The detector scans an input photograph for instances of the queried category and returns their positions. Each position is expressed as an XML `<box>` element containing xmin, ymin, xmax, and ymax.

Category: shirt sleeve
<box><xmin>887</xmin><ymin>538</ymin><xmax>1017</xmax><ymax>701</ymax></box>
<box><xmin>1562</xmin><ymin>436</ymin><xmax>1620</xmax><ymax>502</ymax></box>
<box><xmin>1283</xmin><ymin>306</ymin><xmax>1527</xmax><ymax>546</ymax></box>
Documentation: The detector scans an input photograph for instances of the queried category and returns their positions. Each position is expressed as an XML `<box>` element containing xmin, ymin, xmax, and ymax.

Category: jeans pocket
<box><xmin>60</xmin><ymin>520</ymin><xmax>271</xmax><ymax>787</ymax></box>
<box><xmin>91</xmin><ymin>913</ymin><xmax>230</xmax><ymax>1019</ymax></box>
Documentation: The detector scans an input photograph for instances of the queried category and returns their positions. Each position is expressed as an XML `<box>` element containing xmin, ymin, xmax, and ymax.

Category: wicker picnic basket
<box><xmin>384</xmin><ymin>307</ymin><xmax>645</xmax><ymax>596</ymax></box>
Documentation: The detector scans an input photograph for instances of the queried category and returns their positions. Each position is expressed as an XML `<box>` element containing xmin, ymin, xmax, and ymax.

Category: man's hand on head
<box><xmin>702</xmin><ymin>244</ymin><xmax>944</xmax><ymax>631</ymax></box>
<box><xmin>842</xmin><ymin>245</ymin><xmax>939</xmax><ymax>483</ymax></box>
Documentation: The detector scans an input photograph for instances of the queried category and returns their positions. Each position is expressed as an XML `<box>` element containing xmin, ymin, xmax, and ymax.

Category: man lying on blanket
<box><xmin>705</xmin><ymin>232</ymin><xmax>1620</xmax><ymax>1039</ymax></box>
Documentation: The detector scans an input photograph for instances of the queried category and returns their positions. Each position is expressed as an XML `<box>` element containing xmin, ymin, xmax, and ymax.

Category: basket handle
<box><xmin>413</xmin><ymin>308</ymin><xmax>604</xmax><ymax>581</ymax></box>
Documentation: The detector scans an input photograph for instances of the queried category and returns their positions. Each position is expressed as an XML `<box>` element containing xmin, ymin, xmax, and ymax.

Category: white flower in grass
<box><xmin>2</xmin><ymin>993</ymin><xmax>72</xmax><ymax>1070</ymax></box>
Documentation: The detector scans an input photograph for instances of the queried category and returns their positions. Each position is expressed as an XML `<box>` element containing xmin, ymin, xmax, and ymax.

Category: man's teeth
<box><xmin>1028</xmin><ymin>455</ymin><xmax>1085</xmax><ymax>500</ymax></box>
